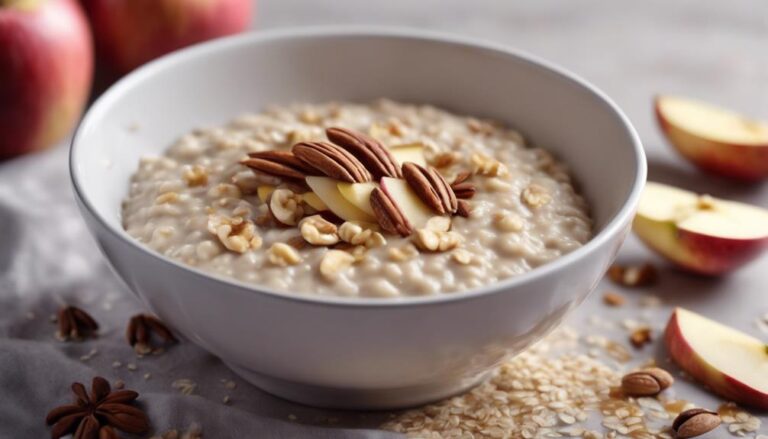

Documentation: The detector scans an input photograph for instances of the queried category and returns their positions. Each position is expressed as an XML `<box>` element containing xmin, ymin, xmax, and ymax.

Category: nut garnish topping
<box><xmin>673</xmin><ymin>408</ymin><xmax>721</xmax><ymax>438</ymax></box>
<box><xmin>402</xmin><ymin>162</ymin><xmax>457</xmax><ymax>214</ymax></box>
<box><xmin>472</xmin><ymin>153</ymin><xmax>508</xmax><ymax>177</ymax></box>
<box><xmin>293</xmin><ymin>141</ymin><xmax>372</xmax><ymax>183</ymax></box>
<box><xmin>522</xmin><ymin>184</ymin><xmax>552</xmax><ymax>208</ymax></box>
<box><xmin>452</xmin><ymin>171</ymin><xmax>472</xmax><ymax>186</ymax></box>
<box><xmin>267</xmin><ymin>243</ymin><xmax>302</xmax><ymax>266</ymax></box>
<box><xmin>412</xmin><ymin>229</ymin><xmax>464</xmax><ymax>252</ymax></box>
<box><xmin>629</xmin><ymin>326</ymin><xmax>652</xmax><ymax>348</ymax></box>
<box><xmin>338</xmin><ymin>221</ymin><xmax>386</xmax><ymax>248</ymax></box>
<box><xmin>369</xmin><ymin>187</ymin><xmax>413</xmax><ymax>236</ymax></box>
<box><xmin>182</xmin><ymin>164</ymin><xmax>208</xmax><ymax>187</ymax></box>
<box><xmin>241</xmin><ymin>150</ymin><xmax>311</xmax><ymax>180</ymax></box>
<box><xmin>207</xmin><ymin>215</ymin><xmax>260</xmax><ymax>253</ymax></box>
<box><xmin>388</xmin><ymin>244</ymin><xmax>419</xmax><ymax>262</ymax></box>
<box><xmin>456</xmin><ymin>200</ymin><xmax>472</xmax><ymax>218</ymax></box>
<box><xmin>56</xmin><ymin>305</ymin><xmax>99</xmax><ymax>341</ymax></box>
<box><xmin>319</xmin><ymin>249</ymin><xmax>356</xmax><ymax>281</ymax></box>
<box><xmin>425</xmin><ymin>216</ymin><xmax>452</xmax><ymax>232</ymax></box>
<box><xmin>299</xmin><ymin>215</ymin><xmax>339</xmax><ymax>246</ymax></box>
<box><xmin>126</xmin><ymin>314</ymin><xmax>178</xmax><ymax>356</ymax></box>
<box><xmin>45</xmin><ymin>376</ymin><xmax>149</xmax><ymax>439</ymax></box>
<box><xmin>451</xmin><ymin>182</ymin><xmax>477</xmax><ymax>199</ymax></box>
<box><xmin>620</xmin><ymin>367</ymin><xmax>674</xmax><ymax>396</ymax></box>
<box><xmin>430</xmin><ymin>151</ymin><xmax>460</xmax><ymax>168</ymax></box>
<box><xmin>608</xmin><ymin>263</ymin><xmax>658</xmax><ymax>287</ymax></box>
<box><xmin>602</xmin><ymin>291</ymin><xmax>625</xmax><ymax>307</ymax></box>
<box><xmin>269</xmin><ymin>188</ymin><xmax>304</xmax><ymax>226</ymax></box>
<box><xmin>326</xmin><ymin>127</ymin><xmax>402</xmax><ymax>178</ymax></box>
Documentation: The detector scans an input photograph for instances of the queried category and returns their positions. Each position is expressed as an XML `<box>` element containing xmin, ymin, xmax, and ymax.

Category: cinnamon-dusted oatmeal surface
<box><xmin>121</xmin><ymin>100</ymin><xmax>592</xmax><ymax>298</ymax></box>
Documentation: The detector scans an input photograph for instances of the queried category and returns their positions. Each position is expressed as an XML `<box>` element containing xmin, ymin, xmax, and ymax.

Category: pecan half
<box><xmin>45</xmin><ymin>376</ymin><xmax>149</xmax><ymax>439</ymax></box>
<box><xmin>369</xmin><ymin>187</ymin><xmax>412</xmax><ymax>236</ymax></box>
<box><xmin>402</xmin><ymin>162</ymin><xmax>457</xmax><ymax>215</ymax></box>
<box><xmin>673</xmin><ymin>408</ymin><xmax>721</xmax><ymax>438</ymax></box>
<box><xmin>620</xmin><ymin>367</ymin><xmax>674</xmax><ymax>396</ymax></box>
<box><xmin>456</xmin><ymin>200</ymin><xmax>472</xmax><ymax>218</ymax></box>
<box><xmin>451</xmin><ymin>182</ymin><xmax>476</xmax><ymax>199</ymax></box>
<box><xmin>56</xmin><ymin>306</ymin><xmax>99</xmax><ymax>341</ymax></box>
<box><xmin>240</xmin><ymin>150</ymin><xmax>310</xmax><ymax>180</ymax></box>
<box><xmin>126</xmin><ymin>314</ymin><xmax>178</xmax><ymax>355</ymax></box>
<box><xmin>326</xmin><ymin>127</ymin><xmax>402</xmax><ymax>178</ymax></box>
<box><xmin>293</xmin><ymin>141</ymin><xmax>372</xmax><ymax>183</ymax></box>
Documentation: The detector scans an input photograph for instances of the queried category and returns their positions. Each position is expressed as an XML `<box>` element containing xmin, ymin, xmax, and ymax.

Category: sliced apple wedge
<box><xmin>655</xmin><ymin>95</ymin><xmax>768</xmax><ymax>180</ymax></box>
<box><xmin>257</xmin><ymin>185</ymin><xmax>276</xmax><ymax>203</ymax></box>
<box><xmin>665</xmin><ymin>308</ymin><xmax>768</xmax><ymax>409</ymax></box>
<box><xmin>302</xmin><ymin>191</ymin><xmax>328</xmax><ymax>211</ymax></box>
<box><xmin>390</xmin><ymin>143</ymin><xmax>426</xmax><ymax>167</ymax></box>
<box><xmin>305</xmin><ymin>176</ymin><xmax>374</xmax><ymax>222</ymax></box>
<box><xmin>380</xmin><ymin>177</ymin><xmax>434</xmax><ymax>229</ymax></box>
<box><xmin>633</xmin><ymin>182</ymin><xmax>768</xmax><ymax>275</ymax></box>
<box><xmin>338</xmin><ymin>182</ymin><xmax>378</xmax><ymax>216</ymax></box>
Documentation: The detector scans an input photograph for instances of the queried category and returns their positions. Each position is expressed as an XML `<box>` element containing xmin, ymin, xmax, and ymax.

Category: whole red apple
<box><xmin>0</xmin><ymin>0</ymin><xmax>94</xmax><ymax>159</ymax></box>
<box><xmin>83</xmin><ymin>0</ymin><xmax>252</xmax><ymax>75</ymax></box>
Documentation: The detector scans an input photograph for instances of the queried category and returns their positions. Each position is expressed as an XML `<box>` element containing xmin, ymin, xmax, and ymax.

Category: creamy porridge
<box><xmin>122</xmin><ymin>100</ymin><xmax>592</xmax><ymax>298</ymax></box>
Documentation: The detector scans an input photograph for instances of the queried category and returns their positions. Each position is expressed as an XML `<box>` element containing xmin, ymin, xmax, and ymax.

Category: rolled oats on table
<box><xmin>122</xmin><ymin>100</ymin><xmax>592</xmax><ymax>298</ymax></box>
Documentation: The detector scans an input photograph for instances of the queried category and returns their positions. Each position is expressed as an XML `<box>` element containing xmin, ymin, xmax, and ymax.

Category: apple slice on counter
<box><xmin>390</xmin><ymin>143</ymin><xmax>427</xmax><ymax>167</ymax></box>
<box><xmin>338</xmin><ymin>182</ymin><xmax>378</xmax><ymax>216</ymax></box>
<box><xmin>305</xmin><ymin>176</ymin><xmax>375</xmax><ymax>222</ymax></box>
<box><xmin>665</xmin><ymin>308</ymin><xmax>768</xmax><ymax>410</ymax></box>
<box><xmin>655</xmin><ymin>95</ymin><xmax>768</xmax><ymax>180</ymax></box>
<box><xmin>380</xmin><ymin>177</ymin><xmax>434</xmax><ymax>229</ymax></box>
<box><xmin>633</xmin><ymin>182</ymin><xmax>768</xmax><ymax>275</ymax></box>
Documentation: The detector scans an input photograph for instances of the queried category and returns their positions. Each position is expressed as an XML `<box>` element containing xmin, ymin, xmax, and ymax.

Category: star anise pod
<box><xmin>56</xmin><ymin>306</ymin><xmax>99</xmax><ymax>341</ymax></box>
<box><xmin>126</xmin><ymin>314</ymin><xmax>178</xmax><ymax>355</ymax></box>
<box><xmin>45</xmin><ymin>376</ymin><xmax>150</xmax><ymax>439</ymax></box>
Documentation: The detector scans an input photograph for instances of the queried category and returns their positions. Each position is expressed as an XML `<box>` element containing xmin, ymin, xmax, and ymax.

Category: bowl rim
<box><xmin>70</xmin><ymin>26</ymin><xmax>647</xmax><ymax>308</ymax></box>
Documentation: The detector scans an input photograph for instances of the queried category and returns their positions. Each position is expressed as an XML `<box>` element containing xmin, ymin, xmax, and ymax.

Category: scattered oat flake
<box><xmin>172</xmin><ymin>378</ymin><xmax>198</xmax><ymax>396</ymax></box>
<box><xmin>603</xmin><ymin>292</ymin><xmax>625</xmax><ymax>307</ymax></box>
<box><xmin>126</xmin><ymin>363</ymin><xmax>137</xmax><ymax>371</ymax></box>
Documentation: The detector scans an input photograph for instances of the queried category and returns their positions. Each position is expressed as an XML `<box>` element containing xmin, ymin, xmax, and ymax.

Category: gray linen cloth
<box><xmin>0</xmin><ymin>144</ymin><xmax>399</xmax><ymax>438</ymax></box>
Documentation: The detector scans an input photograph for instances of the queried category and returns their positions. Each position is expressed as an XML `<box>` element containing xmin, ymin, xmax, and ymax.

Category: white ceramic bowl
<box><xmin>71</xmin><ymin>28</ymin><xmax>645</xmax><ymax>409</ymax></box>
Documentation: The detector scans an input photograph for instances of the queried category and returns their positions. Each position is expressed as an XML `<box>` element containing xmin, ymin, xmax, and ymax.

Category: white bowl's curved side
<box><xmin>70</xmin><ymin>28</ymin><xmax>645</xmax><ymax>408</ymax></box>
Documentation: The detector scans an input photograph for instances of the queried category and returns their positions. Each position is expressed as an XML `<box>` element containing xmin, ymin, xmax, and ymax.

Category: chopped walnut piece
<box><xmin>412</xmin><ymin>229</ymin><xmax>464</xmax><ymax>252</ymax></box>
<box><xmin>451</xmin><ymin>249</ymin><xmax>475</xmax><ymax>265</ymax></box>
<box><xmin>471</xmin><ymin>153</ymin><xmax>508</xmax><ymax>177</ymax></box>
<box><xmin>388</xmin><ymin>244</ymin><xmax>419</xmax><ymax>262</ymax></box>
<box><xmin>319</xmin><ymin>249</ymin><xmax>356</xmax><ymax>281</ymax></box>
<box><xmin>522</xmin><ymin>184</ymin><xmax>552</xmax><ymax>208</ymax></box>
<box><xmin>602</xmin><ymin>292</ymin><xmax>625</xmax><ymax>307</ymax></box>
<box><xmin>183</xmin><ymin>164</ymin><xmax>208</xmax><ymax>187</ymax></box>
<box><xmin>494</xmin><ymin>212</ymin><xmax>524</xmax><ymax>233</ymax></box>
<box><xmin>425</xmin><ymin>216</ymin><xmax>451</xmax><ymax>232</ymax></box>
<box><xmin>629</xmin><ymin>327</ymin><xmax>653</xmax><ymax>349</ymax></box>
<box><xmin>608</xmin><ymin>263</ymin><xmax>658</xmax><ymax>287</ymax></box>
<box><xmin>207</xmin><ymin>215</ymin><xmax>260</xmax><ymax>253</ymax></box>
<box><xmin>269</xmin><ymin>188</ymin><xmax>304</xmax><ymax>226</ymax></box>
<box><xmin>430</xmin><ymin>151</ymin><xmax>460</xmax><ymax>168</ymax></box>
<box><xmin>267</xmin><ymin>243</ymin><xmax>302</xmax><ymax>266</ymax></box>
<box><xmin>467</xmin><ymin>118</ymin><xmax>496</xmax><ymax>135</ymax></box>
<box><xmin>208</xmin><ymin>183</ymin><xmax>242</xmax><ymax>199</ymax></box>
<box><xmin>155</xmin><ymin>192</ymin><xmax>179</xmax><ymax>204</ymax></box>
<box><xmin>299</xmin><ymin>215</ymin><xmax>339</xmax><ymax>246</ymax></box>
<box><xmin>338</xmin><ymin>221</ymin><xmax>386</xmax><ymax>248</ymax></box>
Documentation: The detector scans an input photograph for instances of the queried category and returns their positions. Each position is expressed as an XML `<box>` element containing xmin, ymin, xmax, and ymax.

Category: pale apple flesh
<box><xmin>389</xmin><ymin>143</ymin><xmax>427</xmax><ymax>167</ymax></box>
<box><xmin>380</xmin><ymin>177</ymin><xmax>434</xmax><ymax>229</ymax></box>
<box><xmin>665</xmin><ymin>308</ymin><xmax>768</xmax><ymax>409</ymax></box>
<box><xmin>302</xmin><ymin>191</ymin><xmax>328</xmax><ymax>212</ymax></box>
<box><xmin>305</xmin><ymin>176</ymin><xmax>374</xmax><ymax>223</ymax></box>
<box><xmin>0</xmin><ymin>0</ymin><xmax>93</xmax><ymax>158</ymax></box>
<box><xmin>338</xmin><ymin>182</ymin><xmax>377</xmax><ymax>216</ymax></box>
<box><xmin>633</xmin><ymin>182</ymin><xmax>768</xmax><ymax>275</ymax></box>
<box><xmin>655</xmin><ymin>96</ymin><xmax>768</xmax><ymax>181</ymax></box>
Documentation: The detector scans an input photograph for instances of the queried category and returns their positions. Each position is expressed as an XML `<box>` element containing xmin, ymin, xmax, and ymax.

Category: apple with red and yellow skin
<box><xmin>0</xmin><ymin>0</ymin><xmax>93</xmax><ymax>159</ymax></box>
<box><xmin>633</xmin><ymin>182</ymin><xmax>768</xmax><ymax>275</ymax></box>
<box><xmin>665</xmin><ymin>308</ymin><xmax>768</xmax><ymax>410</ymax></box>
<box><xmin>82</xmin><ymin>0</ymin><xmax>252</xmax><ymax>75</ymax></box>
<box><xmin>655</xmin><ymin>95</ymin><xmax>768</xmax><ymax>181</ymax></box>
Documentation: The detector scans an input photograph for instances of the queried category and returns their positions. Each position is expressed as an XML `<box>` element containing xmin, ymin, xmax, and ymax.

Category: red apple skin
<box><xmin>675</xmin><ymin>229</ymin><xmax>768</xmax><ymax>275</ymax></box>
<box><xmin>0</xmin><ymin>0</ymin><xmax>93</xmax><ymax>159</ymax></box>
<box><xmin>655</xmin><ymin>98</ymin><xmax>768</xmax><ymax>181</ymax></box>
<box><xmin>83</xmin><ymin>0</ymin><xmax>252</xmax><ymax>75</ymax></box>
<box><xmin>665</xmin><ymin>310</ymin><xmax>768</xmax><ymax>409</ymax></box>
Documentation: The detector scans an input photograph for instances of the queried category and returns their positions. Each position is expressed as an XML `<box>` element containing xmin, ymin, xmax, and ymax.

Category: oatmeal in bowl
<box><xmin>122</xmin><ymin>100</ymin><xmax>592</xmax><ymax>298</ymax></box>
